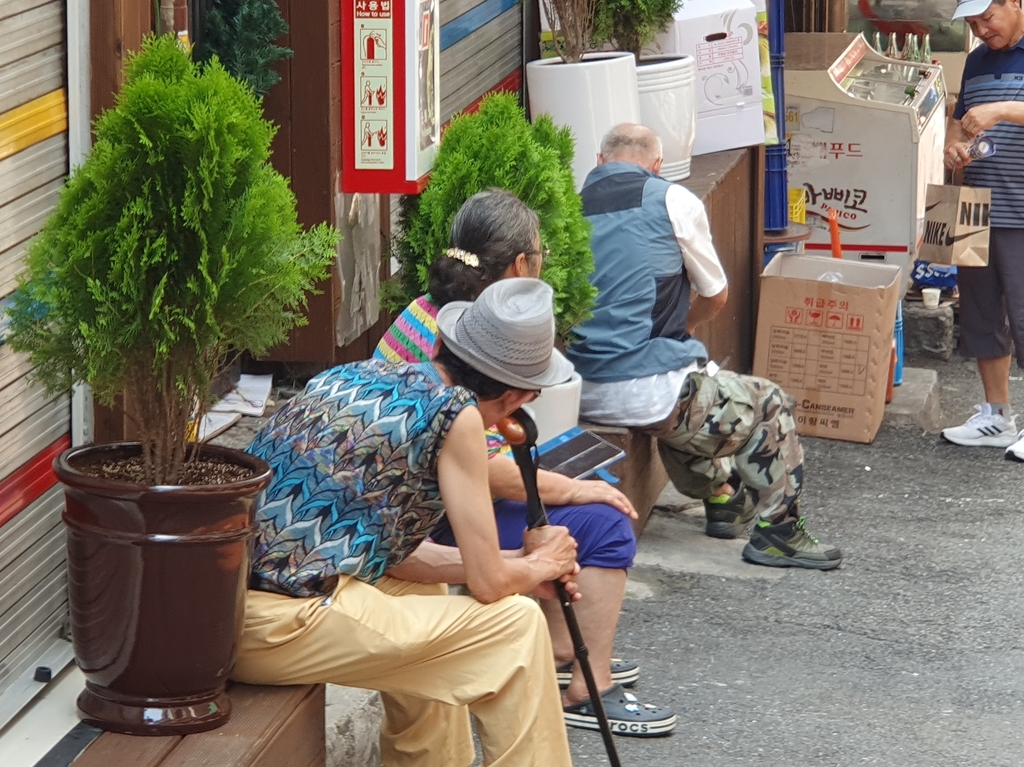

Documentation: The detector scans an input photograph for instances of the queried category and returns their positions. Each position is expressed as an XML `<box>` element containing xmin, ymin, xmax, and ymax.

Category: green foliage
<box><xmin>593</xmin><ymin>0</ymin><xmax>682</xmax><ymax>59</ymax></box>
<box><xmin>388</xmin><ymin>93</ymin><xmax>596</xmax><ymax>338</ymax></box>
<box><xmin>7</xmin><ymin>35</ymin><xmax>338</xmax><ymax>484</ymax></box>
<box><xmin>195</xmin><ymin>0</ymin><xmax>292</xmax><ymax>97</ymax></box>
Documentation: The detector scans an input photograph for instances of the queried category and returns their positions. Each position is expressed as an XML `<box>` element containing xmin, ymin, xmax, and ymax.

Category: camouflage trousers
<box><xmin>642</xmin><ymin>370</ymin><xmax>803</xmax><ymax>520</ymax></box>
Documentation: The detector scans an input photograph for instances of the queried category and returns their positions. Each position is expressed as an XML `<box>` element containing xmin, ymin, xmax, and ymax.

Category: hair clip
<box><xmin>445</xmin><ymin>248</ymin><xmax>480</xmax><ymax>268</ymax></box>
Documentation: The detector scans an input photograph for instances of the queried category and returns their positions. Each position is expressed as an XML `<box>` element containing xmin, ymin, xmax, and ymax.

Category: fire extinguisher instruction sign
<box><xmin>354</xmin><ymin>0</ymin><xmax>393</xmax><ymax>169</ymax></box>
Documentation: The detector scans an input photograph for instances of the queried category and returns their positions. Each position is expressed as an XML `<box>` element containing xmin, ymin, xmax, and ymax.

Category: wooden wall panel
<box><xmin>680</xmin><ymin>146</ymin><xmax>765</xmax><ymax>373</ymax></box>
<box><xmin>89</xmin><ymin>0</ymin><xmax>152</xmax><ymax>121</ymax></box>
<box><xmin>89</xmin><ymin>0</ymin><xmax>152</xmax><ymax>443</ymax></box>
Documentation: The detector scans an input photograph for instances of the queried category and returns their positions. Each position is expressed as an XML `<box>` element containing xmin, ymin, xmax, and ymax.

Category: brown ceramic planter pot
<box><xmin>55</xmin><ymin>442</ymin><xmax>271</xmax><ymax>736</ymax></box>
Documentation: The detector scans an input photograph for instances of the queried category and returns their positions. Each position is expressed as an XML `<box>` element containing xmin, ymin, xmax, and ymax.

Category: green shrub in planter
<box><xmin>195</xmin><ymin>0</ymin><xmax>292</xmax><ymax>98</ymax></box>
<box><xmin>7</xmin><ymin>35</ymin><xmax>338</xmax><ymax>485</ymax></box>
<box><xmin>593</xmin><ymin>0</ymin><xmax>682</xmax><ymax>60</ymax></box>
<box><xmin>387</xmin><ymin>92</ymin><xmax>596</xmax><ymax>338</ymax></box>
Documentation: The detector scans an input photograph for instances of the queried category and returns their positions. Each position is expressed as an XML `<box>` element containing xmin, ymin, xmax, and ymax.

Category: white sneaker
<box><xmin>941</xmin><ymin>404</ymin><xmax>1018</xmax><ymax>448</ymax></box>
<box><xmin>1006</xmin><ymin>430</ymin><xmax>1024</xmax><ymax>462</ymax></box>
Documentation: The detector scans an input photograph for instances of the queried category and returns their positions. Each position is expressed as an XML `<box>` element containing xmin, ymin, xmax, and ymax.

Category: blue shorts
<box><xmin>431</xmin><ymin>500</ymin><xmax>636</xmax><ymax>570</ymax></box>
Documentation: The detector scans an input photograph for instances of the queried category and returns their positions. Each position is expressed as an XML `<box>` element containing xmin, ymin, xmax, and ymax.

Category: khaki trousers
<box><xmin>232</xmin><ymin>575</ymin><xmax>572</xmax><ymax>767</ymax></box>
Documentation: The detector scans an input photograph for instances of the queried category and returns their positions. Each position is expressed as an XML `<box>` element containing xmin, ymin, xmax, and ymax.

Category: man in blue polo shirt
<box><xmin>942</xmin><ymin>0</ymin><xmax>1024</xmax><ymax>462</ymax></box>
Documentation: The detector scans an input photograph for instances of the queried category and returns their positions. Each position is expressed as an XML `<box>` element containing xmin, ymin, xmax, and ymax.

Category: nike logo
<box><xmin>943</xmin><ymin>229</ymin><xmax>986</xmax><ymax>246</ymax></box>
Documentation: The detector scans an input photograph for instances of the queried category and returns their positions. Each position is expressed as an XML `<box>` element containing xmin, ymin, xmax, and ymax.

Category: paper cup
<box><xmin>921</xmin><ymin>287</ymin><xmax>941</xmax><ymax>309</ymax></box>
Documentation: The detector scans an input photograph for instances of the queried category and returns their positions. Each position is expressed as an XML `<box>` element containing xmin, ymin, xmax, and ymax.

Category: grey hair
<box><xmin>600</xmin><ymin>124</ymin><xmax>663</xmax><ymax>165</ymax></box>
<box><xmin>427</xmin><ymin>188</ymin><xmax>541</xmax><ymax>306</ymax></box>
<box><xmin>450</xmin><ymin>188</ymin><xmax>540</xmax><ymax>257</ymax></box>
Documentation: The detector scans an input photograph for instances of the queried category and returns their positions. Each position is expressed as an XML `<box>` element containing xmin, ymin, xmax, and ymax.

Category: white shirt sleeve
<box><xmin>664</xmin><ymin>183</ymin><xmax>728</xmax><ymax>298</ymax></box>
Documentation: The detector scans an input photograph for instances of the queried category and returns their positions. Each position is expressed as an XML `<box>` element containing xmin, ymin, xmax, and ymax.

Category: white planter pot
<box><xmin>526</xmin><ymin>52</ymin><xmax>640</xmax><ymax>190</ymax></box>
<box><xmin>524</xmin><ymin>372</ymin><xmax>582</xmax><ymax>447</ymax></box>
<box><xmin>637</xmin><ymin>54</ymin><xmax>697</xmax><ymax>181</ymax></box>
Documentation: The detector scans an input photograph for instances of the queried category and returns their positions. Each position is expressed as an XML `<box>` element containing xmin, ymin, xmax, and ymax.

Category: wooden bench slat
<box><xmin>71</xmin><ymin>733</ymin><xmax>182</xmax><ymax>766</ymax></box>
<box><xmin>156</xmin><ymin>684</ymin><xmax>313</xmax><ymax>767</ymax></box>
<box><xmin>249</xmin><ymin>685</ymin><xmax>325</xmax><ymax>767</ymax></box>
<box><xmin>72</xmin><ymin>683</ymin><xmax>326</xmax><ymax>767</ymax></box>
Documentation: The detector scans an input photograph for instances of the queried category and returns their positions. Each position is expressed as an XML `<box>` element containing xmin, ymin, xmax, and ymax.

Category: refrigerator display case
<box><xmin>784</xmin><ymin>33</ymin><xmax>946</xmax><ymax>286</ymax></box>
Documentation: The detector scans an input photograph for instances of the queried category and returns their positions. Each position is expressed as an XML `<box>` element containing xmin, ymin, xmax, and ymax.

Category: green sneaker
<box><xmin>741</xmin><ymin>516</ymin><xmax>842</xmax><ymax>570</ymax></box>
<box><xmin>704</xmin><ymin>484</ymin><xmax>757</xmax><ymax>539</ymax></box>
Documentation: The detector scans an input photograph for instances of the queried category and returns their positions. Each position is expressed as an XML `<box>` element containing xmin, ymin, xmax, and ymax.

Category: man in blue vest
<box><xmin>566</xmin><ymin>123</ymin><xmax>842</xmax><ymax>569</ymax></box>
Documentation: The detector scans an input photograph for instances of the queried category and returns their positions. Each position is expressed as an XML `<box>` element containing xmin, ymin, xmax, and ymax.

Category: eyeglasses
<box><xmin>527</xmin><ymin>244</ymin><xmax>550</xmax><ymax>261</ymax></box>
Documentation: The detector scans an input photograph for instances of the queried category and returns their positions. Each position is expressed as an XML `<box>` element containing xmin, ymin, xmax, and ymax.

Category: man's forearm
<box><xmin>686</xmin><ymin>291</ymin><xmax>727</xmax><ymax>335</ymax></box>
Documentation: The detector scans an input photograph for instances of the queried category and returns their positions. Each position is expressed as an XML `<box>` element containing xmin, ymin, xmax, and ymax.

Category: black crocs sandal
<box><xmin>562</xmin><ymin>683</ymin><xmax>676</xmax><ymax>737</ymax></box>
<box><xmin>556</xmin><ymin>658</ymin><xmax>639</xmax><ymax>689</ymax></box>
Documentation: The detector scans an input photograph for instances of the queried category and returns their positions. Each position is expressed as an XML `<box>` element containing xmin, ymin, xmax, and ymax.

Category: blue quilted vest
<box><xmin>566</xmin><ymin>162</ymin><xmax>709</xmax><ymax>382</ymax></box>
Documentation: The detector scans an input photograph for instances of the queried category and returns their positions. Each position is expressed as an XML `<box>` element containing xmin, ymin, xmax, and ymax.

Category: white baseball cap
<box><xmin>952</xmin><ymin>0</ymin><xmax>993</xmax><ymax>19</ymax></box>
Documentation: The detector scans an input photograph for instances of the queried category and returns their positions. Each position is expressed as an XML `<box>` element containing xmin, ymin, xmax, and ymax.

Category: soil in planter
<box><xmin>83</xmin><ymin>456</ymin><xmax>256</xmax><ymax>485</ymax></box>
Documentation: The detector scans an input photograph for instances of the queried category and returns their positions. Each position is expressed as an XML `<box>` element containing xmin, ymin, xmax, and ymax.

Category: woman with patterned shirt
<box><xmin>234</xmin><ymin>279</ymin><xmax>580</xmax><ymax>766</ymax></box>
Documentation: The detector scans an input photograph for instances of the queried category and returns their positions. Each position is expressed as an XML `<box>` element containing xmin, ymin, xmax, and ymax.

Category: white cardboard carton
<box><xmin>753</xmin><ymin>255</ymin><xmax>900</xmax><ymax>444</ymax></box>
<box><xmin>656</xmin><ymin>0</ymin><xmax>765</xmax><ymax>156</ymax></box>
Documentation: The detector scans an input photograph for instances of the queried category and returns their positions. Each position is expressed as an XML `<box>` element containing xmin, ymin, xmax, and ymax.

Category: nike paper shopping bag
<box><xmin>918</xmin><ymin>183</ymin><xmax>990</xmax><ymax>267</ymax></box>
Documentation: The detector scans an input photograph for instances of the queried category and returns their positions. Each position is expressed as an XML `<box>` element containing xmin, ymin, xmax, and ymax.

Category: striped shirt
<box><xmin>954</xmin><ymin>39</ymin><xmax>1024</xmax><ymax>227</ymax></box>
<box><xmin>375</xmin><ymin>294</ymin><xmax>440</xmax><ymax>363</ymax></box>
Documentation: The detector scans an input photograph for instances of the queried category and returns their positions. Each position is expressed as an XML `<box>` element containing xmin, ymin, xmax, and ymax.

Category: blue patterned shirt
<box><xmin>247</xmin><ymin>359</ymin><xmax>475</xmax><ymax>597</ymax></box>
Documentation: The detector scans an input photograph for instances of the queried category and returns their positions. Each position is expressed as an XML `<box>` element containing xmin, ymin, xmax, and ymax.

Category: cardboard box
<box><xmin>753</xmin><ymin>255</ymin><xmax>901</xmax><ymax>443</ymax></box>
<box><xmin>656</xmin><ymin>0</ymin><xmax>765</xmax><ymax>156</ymax></box>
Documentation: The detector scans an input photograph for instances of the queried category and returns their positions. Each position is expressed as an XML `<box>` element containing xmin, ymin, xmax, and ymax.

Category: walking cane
<box><xmin>497</xmin><ymin>408</ymin><xmax>623</xmax><ymax>767</ymax></box>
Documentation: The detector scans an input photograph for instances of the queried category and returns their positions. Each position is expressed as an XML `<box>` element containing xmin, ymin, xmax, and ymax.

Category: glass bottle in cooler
<box><xmin>921</xmin><ymin>33</ymin><xmax>932</xmax><ymax>64</ymax></box>
<box><xmin>873</xmin><ymin>31</ymin><xmax>884</xmax><ymax>54</ymax></box>
<box><xmin>887</xmin><ymin>32</ymin><xmax>901</xmax><ymax>60</ymax></box>
<box><xmin>902</xmin><ymin>34</ymin><xmax>919</xmax><ymax>62</ymax></box>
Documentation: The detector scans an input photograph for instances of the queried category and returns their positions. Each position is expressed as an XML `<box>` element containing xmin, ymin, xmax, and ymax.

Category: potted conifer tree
<box><xmin>526</xmin><ymin>0</ymin><xmax>640</xmax><ymax>189</ymax></box>
<box><xmin>6</xmin><ymin>35</ymin><xmax>338</xmax><ymax>735</ymax></box>
<box><xmin>385</xmin><ymin>92</ymin><xmax>596</xmax><ymax>340</ymax></box>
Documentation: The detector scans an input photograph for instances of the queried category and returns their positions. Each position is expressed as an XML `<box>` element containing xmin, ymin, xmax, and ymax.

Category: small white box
<box><xmin>656</xmin><ymin>0</ymin><xmax>765</xmax><ymax>156</ymax></box>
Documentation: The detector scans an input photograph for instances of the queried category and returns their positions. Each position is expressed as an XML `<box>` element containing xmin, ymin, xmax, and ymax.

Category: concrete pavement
<box><xmin>567</xmin><ymin>352</ymin><xmax>1024</xmax><ymax>766</ymax></box>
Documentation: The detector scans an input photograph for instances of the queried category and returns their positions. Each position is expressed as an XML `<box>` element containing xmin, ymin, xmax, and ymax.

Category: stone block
<box><xmin>326</xmin><ymin>685</ymin><xmax>383</xmax><ymax>767</ymax></box>
<box><xmin>902</xmin><ymin>301</ymin><xmax>955</xmax><ymax>361</ymax></box>
<box><xmin>884</xmin><ymin>367</ymin><xmax>941</xmax><ymax>433</ymax></box>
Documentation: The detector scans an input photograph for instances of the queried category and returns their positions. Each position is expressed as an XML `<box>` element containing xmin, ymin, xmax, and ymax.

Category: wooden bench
<box><xmin>72</xmin><ymin>684</ymin><xmax>326</xmax><ymax>767</ymax></box>
<box><xmin>582</xmin><ymin>423</ymin><xmax>670</xmax><ymax>538</ymax></box>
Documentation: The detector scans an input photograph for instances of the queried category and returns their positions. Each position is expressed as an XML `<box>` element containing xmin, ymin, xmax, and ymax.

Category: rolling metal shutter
<box><xmin>0</xmin><ymin>0</ymin><xmax>73</xmax><ymax>730</ymax></box>
<box><xmin>439</xmin><ymin>0</ymin><xmax>523</xmax><ymax>123</ymax></box>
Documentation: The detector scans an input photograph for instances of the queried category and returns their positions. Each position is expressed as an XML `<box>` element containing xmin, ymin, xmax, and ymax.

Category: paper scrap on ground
<box><xmin>199</xmin><ymin>411</ymin><xmax>242</xmax><ymax>442</ymax></box>
<box><xmin>209</xmin><ymin>374</ymin><xmax>274</xmax><ymax>417</ymax></box>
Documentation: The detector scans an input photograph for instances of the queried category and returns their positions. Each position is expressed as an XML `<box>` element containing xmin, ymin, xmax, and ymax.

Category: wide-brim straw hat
<box><xmin>436</xmin><ymin>278</ymin><xmax>575</xmax><ymax>390</ymax></box>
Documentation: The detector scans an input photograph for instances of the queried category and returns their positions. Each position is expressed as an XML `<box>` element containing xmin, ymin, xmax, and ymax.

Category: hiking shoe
<box><xmin>704</xmin><ymin>484</ymin><xmax>757</xmax><ymax>539</ymax></box>
<box><xmin>742</xmin><ymin>516</ymin><xmax>842</xmax><ymax>570</ymax></box>
<box><xmin>563</xmin><ymin>684</ymin><xmax>676</xmax><ymax>737</ymax></box>
<box><xmin>1006</xmin><ymin>430</ymin><xmax>1024</xmax><ymax>463</ymax></box>
<box><xmin>941</xmin><ymin>404</ymin><xmax>1017</xmax><ymax>448</ymax></box>
<box><xmin>556</xmin><ymin>658</ymin><xmax>638</xmax><ymax>689</ymax></box>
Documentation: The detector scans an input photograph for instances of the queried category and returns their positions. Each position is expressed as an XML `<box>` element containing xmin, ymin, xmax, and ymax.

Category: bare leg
<box><xmin>978</xmin><ymin>356</ymin><xmax>1012</xmax><ymax>406</ymax></box>
<box><xmin>539</xmin><ymin>566</ymin><xmax>627</xmax><ymax>706</ymax></box>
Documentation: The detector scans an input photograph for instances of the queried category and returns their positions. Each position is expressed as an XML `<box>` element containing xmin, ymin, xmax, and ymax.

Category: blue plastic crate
<box><xmin>770</xmin><ymin>59</ymin><xmax>786</xmax><ymax>144</ymax></box>
<box><xmin>765</xmin><ymin>144</ymin><xmax>789</xmax><ymax>231</ymax></box>
<box><xmin>768</xmin><ymin>0</ymin><xmax>785</xmax><ymax>57</ymax></box>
